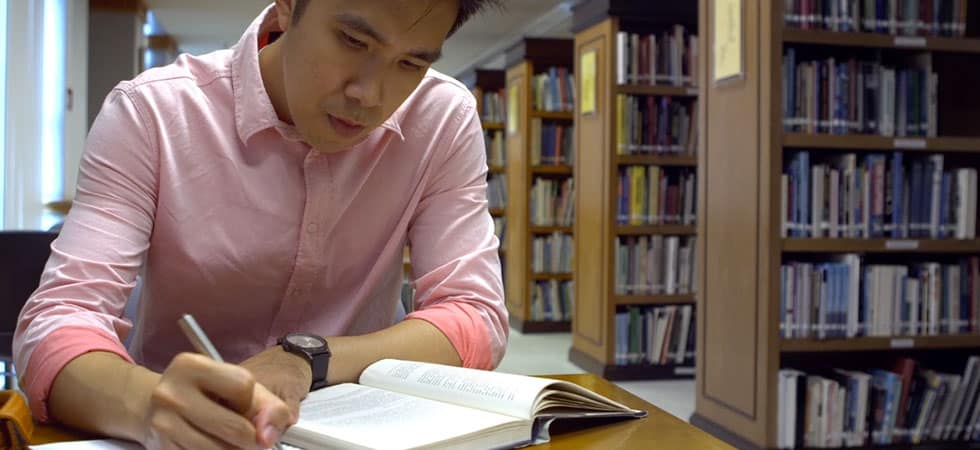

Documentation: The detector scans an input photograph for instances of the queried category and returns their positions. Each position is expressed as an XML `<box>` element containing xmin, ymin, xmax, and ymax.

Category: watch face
<box><xmin>286</xmin><ymin>334</ymin><xmax>324</xmax><ymax>349</ymax></box>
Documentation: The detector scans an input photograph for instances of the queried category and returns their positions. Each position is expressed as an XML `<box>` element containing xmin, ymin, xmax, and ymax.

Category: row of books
<box><xmin>782</xmin><ymin>51</ymin><xmax>937</xmax><ymax>137</ymax></box>
<box><xmin>779</xmin><ymin>356</ymin><xmax>980</xmax><ymax>448</ymax></box>
<box><xmin>616</xmin><ymin>95</ymin><xmax>697</xmax><ymax>156</ymax></box>
<box><xmin>485</xmin><ymin>130</ymin><xmax>504</xmax><ymax>167</ymax></box>
<box><xmin>615</xmin><ymin>236</ymin><xmax>698</xmax><ymax>296</ymax></box>
<box><xmin>532</xmin><ymin>232</ymin><xmax>573</xmax><ymax>274</ymax></box>
<box><xmin>780</xmin><ymin>256</ymin><xmax>980</xmax><ymax>339</ymax></box>
<box><xmin>615</xmin><ymin>26</ymin><xmax>698</xmax><ymax>87</ymax></box>
<box><xmin>480</xmin><ymin>89</ymin><xmax>506</xmax><ymax>124</ymax></box>
<box><xmin>783</xmin><ymin>0</ymin><xmax>969</xmax><ymax>37</ymax></box>
<box><xmin>531</xmin><ymin>177</ymin><xmax>574</xmax><ymax>227</ymax></box>
<box><xmin>488</xmin><ymin>174</ymin><xmax>506</xmax><ymax>210</ymax></box>
<box><xmin>617</xmin><ymin>166</ymin><xmax>697</xmax><ymax>226</ymax></box>
<box><xmin>782</xmin><ymin>151</ymin><xmax>978</xmax><ymax>239</ymax></box>
<box><xmin>530</xmin><ymin>120</ymin><xmax>574</xmax><ymax>166</ymax></box>
<box><xmin>614</xmin><ymin>305</ymin><xmax>696</xmax><ymax>366</ymax></box>
<box><xmin>532</xmin><ymin>67</ymin><xmax>576</xmax><ymax>113</ymax></box>
<box><xmin>530</xmin><ymin>280</ymin><xmax>573</xmax><ymax>322</ymax></box>
<box><xmin>493</xmin><ymin>217</ymin><xmax>505</xmax><ymax>250</ymax></box>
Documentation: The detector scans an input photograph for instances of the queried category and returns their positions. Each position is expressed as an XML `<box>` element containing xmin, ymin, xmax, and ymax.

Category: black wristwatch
<box><xmin>279</xmin><ymin>332</ymin><xmax>331</xmax><ymax>391</ymax></box>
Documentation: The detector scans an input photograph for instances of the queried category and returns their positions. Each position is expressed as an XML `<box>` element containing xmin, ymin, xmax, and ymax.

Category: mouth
<box><xmin>327</xmin><ymin>114</ymin><xmax>366</xmax><ymax>138</ymax></box>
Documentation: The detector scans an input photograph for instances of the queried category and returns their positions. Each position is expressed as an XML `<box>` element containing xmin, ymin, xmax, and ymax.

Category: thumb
<box><xmin>249</xmin><ymin>384</ymin><xmax>292</xmax><ymax>448</ymax></box>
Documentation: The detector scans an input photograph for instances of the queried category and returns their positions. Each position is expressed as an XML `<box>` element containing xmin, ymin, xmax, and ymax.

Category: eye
<box><xmin>400</xmin><ymin>60</ymin><xmax>425</xmax><ymax>72</ymax></box>
<box><xmin>340</xmin><ymin>31</ymin><xmax>367</xmax><ymax>50</ymax></box>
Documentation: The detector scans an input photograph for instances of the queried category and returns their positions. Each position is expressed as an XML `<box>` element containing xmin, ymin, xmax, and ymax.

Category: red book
<box><xmin>892</xmin><ymin>358</ymin><xmax>918</xmax><ymax>430</ymax></box>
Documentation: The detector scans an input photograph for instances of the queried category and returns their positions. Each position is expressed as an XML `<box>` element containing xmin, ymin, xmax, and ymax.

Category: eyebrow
<box><xmin>334</xmin><ymin>12</ymin><xmax>443</xmax><ymax>64</ymax></box>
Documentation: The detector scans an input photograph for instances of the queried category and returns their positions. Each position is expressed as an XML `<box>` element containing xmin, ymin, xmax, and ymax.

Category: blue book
<box><xmin>891</xmin><ymin>152</ymin><xmax>904</xmax><ymax>238</ymax></box>
<box><xmin>910</xmin><ymin>160</ymin><xmax>924</xmax><ymax>238</ymax></box>
<box><xmin>940</xmin><ymin>172</ymin><xmax>952</xmax><ymax>239</ymax></box>
<box><xmin>863</xmin><ymin>265</ymin><xmax>873</xmax><ymax>336</ymax></box>
<box><xmin>871</xmin><ymin>370</ymin><xmax>901</xmax><ymax>444</ymax></box>
<box><xmin>801</xmin><ymin>152</ymin><xmax>811</xmax><ymax>237</ymax></box>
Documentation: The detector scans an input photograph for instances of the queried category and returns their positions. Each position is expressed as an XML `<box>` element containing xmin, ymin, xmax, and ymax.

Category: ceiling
<box><xmin>142</xmin><ymin>0</ymin><xmax>578</xmax><ymax>78</ymax></box>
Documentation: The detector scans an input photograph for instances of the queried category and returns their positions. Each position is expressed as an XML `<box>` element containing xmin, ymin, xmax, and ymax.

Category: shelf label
<box><xmin>686</xmin><ymin>87</ymin><xmax>699</xmax><ymax>96</ymax></box>
<box><xmin>894</xmin><ymin>138</ymin><xmax>927</xmax><ymax>149</ymax></box>
<box><xmin>893</xmin><ymin>36</ymin><xmax>927</xmax><ymax>48</ymax></box>
<box><xmin>890</xmin><ymin>338</ymin><xmax>915</xmax><ymax>349</ymax></box>
<box><xmin>674</xmin><ymin>366</ymin><xmax>696</xmax><ymax>376</ymax></box>
<box><xmin>885</xmin><ymin>240</ymin><xmax>920</xmax><ymax>250</ymax></box>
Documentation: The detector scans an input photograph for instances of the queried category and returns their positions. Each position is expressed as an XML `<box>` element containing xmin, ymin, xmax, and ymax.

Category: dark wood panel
<box><xmin>782</xmin><ymin>239</ymin><xmax>980</xmax><ymax>253</ymax></box>
<box><xmin>569</xmin><ymin>347</ymin><xmax>695</xmax><ymax>380</ymax></box>
<box><xmin>783</xmin><ymin>28</ymin><xmax>980</xmax><ymax>54</ymax></box>
<box><xmin>781</xmin><ymin>335</ymin><xmax>980</xmax><ymax>352</ymax></box>
<box><xmin>616</xmin><ymin>225</ymin><xmax>697</xmax><ymax>235</ymax></box>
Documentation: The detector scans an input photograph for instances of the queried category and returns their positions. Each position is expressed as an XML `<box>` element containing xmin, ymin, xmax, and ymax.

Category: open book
<box><xmin>281</xmin><ymin>359</ymin><xmax>646</xmax><ymax>450</ymax></box>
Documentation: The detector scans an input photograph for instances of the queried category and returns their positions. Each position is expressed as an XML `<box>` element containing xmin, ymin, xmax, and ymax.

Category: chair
<box><xmin>0</xmin><ymin>231</ymin><xmax>58</xmax><ymax>360</ymax></box>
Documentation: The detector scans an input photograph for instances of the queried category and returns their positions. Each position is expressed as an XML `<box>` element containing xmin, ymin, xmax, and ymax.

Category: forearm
<box><xmin>47</xmin><ymin>352</ymin><xmax>160</xmax><ymax>443</ymax></box>
<box><xmin>325</xmin><ymin>319</ymin><xmax>461</xmax><ymax>384</ymax></box>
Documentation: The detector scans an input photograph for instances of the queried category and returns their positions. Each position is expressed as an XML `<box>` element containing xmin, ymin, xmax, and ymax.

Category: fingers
<box><xmin>249</xmin><ymin>383</ymin><xmax>294</xmax><ymax>448</ymax></box>
<box><xmin>147</xmin><ymin>407</ymin><xmax>240</xmax><ymax>450</ymax></box>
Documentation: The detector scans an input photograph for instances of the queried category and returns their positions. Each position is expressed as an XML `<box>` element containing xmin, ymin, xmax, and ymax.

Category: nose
<box><xmin>344</xmin><ymin>59</ymin><xmax>383</xmax><ymax>108</ymax></box>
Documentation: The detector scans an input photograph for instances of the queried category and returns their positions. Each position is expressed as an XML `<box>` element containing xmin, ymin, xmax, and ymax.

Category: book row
<box><xmin>614</xmin><ymin>305</ymin><xmax>696</xmax><ymax>366</ymax></box>
<box><xmin>779</xmin><ymin>356</ymin><xmax>980</xmax><ymax>449</ymax></box>
<box><xmin>530</xmin><ymin>280</ymin><xmax>573</xmax><ymax>322</ymax></box>
<box><xmin>616</xmin><ymin>95</ymin><xmax>697</xmax><ymax>156</ymax></box>
<box><xmin>615</xmin><ymin>236</ymin><xmax>698</xmax><ymax>296</ymax></box>
<box><xmin>530</xmin><ymin>120</ymin><xmax>574</xmax><ymax>166</ymax></box>
<box><xmin>782</xmin><ymin>151</ymin><xmax>978</xmax><ymax>239</ymax></box>
<box><xmin>532</xmin><ymin>232</ymin><xmax>573</xmax><ymax>274</ymax></box>
<box><xmin>493</xmin><ymin>217</ymin><xmax>505</xmax><ymax>250</ymax></box>
<box><xmin>480</xmin><ymin>89</ymin><xmax>506</xmax><ymax>124</ymax></box>
<box><xmin>487</xmin><ymin>174</ymin><xmax>506</xmax><ymax>211</ymax></box>
<box><xmin>615</xmin><ymin>26</ymin><xmax>698</xmax><ymax>87</ymax></box>
<box><xmin>780</xmin><ymin>256</ymin><xmax>980</xmax><ymax>339</ymax></box>
<box><xmin>485</xmin><ymin>130</ymin><xmax>504</xmax><ymax>167</ymax></box>
<box><xmin>531</xmin><ymin>177</ymin><xmax>575</xmax><ymax>227</ymax></box>
<box><xmin>783</xmin><ymin>0</ymin><xmax>969</xmax><ymax>37</ymax></box>
<box><xmin>532</xmin><ymin>67</ymin><xmax>576</xmax><ymax>113</ymax></box>
<box><xmin>618</xmin><ymin>166</ymin><xmax>697</xmax><ymax>226</ymax></box>
<box><xmin>782</xmin><ymin>51</ymin><xmax>937</xmax><ymax>137</ymax></box>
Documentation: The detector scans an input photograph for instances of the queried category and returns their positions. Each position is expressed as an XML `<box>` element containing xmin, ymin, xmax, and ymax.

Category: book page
<box><xmin>283</xmin><ymin>383</ymin><xmax>530</xmax><ymax>450</ymax></box>
<box><xmin>360</xmin><ymin>359</ymin><xmax>556</xmax><ymax>419</ymax></box>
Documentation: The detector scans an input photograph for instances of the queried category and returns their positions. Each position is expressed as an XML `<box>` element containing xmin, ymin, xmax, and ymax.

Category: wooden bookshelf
<box><xmin>504</xmin><ymin>38</ymin><xmax>575</xmax><ymax>334</ymax></box>
<box><xmin>488</xmin><ymin>165</ymin><xmax>506</xmax><ymax>174</ymax></box>
<box><xmin>489</xmin><ymin>208</ymin><xmax>505</xmax><ymax>216</ymax></box>
<box><xmin>483</xmin><ymin>122</ymin><xmax>506</xmax><ymax>131</ymax></box>
<box><xmin>694</xmin><ymin>2</ymin><xmax>980</xmax><ymax>449</ymax></box>
<box><xmin>570</xmin><ymin>1</ymin><xmax>700</xmax><ymax>381</ymax></box>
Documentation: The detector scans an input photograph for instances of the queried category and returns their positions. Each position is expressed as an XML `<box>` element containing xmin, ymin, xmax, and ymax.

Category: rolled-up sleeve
<box><xmin>12</xmin><ymin>84</ymin><xmax>157</xmax><ymax>421</ymax></box>
<box><xmin>404</xmin><ymin>97</ymin><xmax>508</xmax><ymax>370</ymax></box>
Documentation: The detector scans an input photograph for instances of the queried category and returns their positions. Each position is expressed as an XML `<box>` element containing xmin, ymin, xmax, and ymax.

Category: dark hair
<box><xmin>291</xmin><ymin>0</ymin><xmax>502</xmax><ymax>35</ymax></box>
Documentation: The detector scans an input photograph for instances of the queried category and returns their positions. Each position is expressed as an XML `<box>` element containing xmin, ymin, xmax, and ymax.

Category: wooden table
<box><xmin>31</xmin><ymin>373</ymin><xmax>733</xmax><ymax>449</ymax></box>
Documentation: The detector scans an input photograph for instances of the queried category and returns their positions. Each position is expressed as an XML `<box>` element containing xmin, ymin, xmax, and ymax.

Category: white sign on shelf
<box><xmin>894</xmin><ymin>138</ymin><xmax>927</xmax><ymax>149</ymax></box>
<box><xmin>890</xmin><ymin>338</ymin><xmax>915</xmax><ymax>349</ymax></box>
<box><xmin>674</xmin><ymin>366</ymin><xmax>696</xmax><ymax>376</ymax></box>
<box><xmin>885</xmin><ymin>240</ymin><xmax>920</xmax><ymax>250</ymax></box>
<box><xmin>894</xmin><ymin>36</ymin><xmax>927</xmax><ymax>48</ymax></box>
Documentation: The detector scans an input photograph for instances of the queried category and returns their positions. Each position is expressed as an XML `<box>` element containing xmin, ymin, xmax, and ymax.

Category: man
<box><xmin>13</xmin><ymin>0</ymin><xmax>507</xmax><ymax>448</ymax></box>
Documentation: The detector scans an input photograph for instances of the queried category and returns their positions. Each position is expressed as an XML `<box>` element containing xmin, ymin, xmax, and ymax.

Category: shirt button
<box><xmin>306</xmin><ymin>223</ymin><xmax>319</xmax><ymax>234</ymax></box>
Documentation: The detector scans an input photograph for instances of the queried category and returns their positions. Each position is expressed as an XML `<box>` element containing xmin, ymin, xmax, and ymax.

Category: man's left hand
<box><xmin>239</xmin><ymin>346</ymin><xmax>312</xmax><ymax>423</ymax></box>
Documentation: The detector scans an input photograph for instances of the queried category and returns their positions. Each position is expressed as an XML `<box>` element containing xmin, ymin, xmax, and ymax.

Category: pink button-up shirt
<box><xmin>13</xmin><ymin>6</ymin><xmax>507</xmax><ymax>421</ymax></box>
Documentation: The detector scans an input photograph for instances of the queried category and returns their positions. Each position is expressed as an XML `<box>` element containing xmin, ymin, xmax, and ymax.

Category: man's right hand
<box><xmin>144</xmin><ymin>352</ymin><xmax>292</xmax><ymax>450</ymax></box>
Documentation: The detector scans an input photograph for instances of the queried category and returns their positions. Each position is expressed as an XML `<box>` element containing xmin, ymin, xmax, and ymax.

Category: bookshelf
<box><xmin>693</xmin><ymin>1</ymin><xmax>980</xmax><ymax>449</ymax></box>
<box><xmin>569</xmin><ymin>0</ymin><xmax>701</xmax><ymax>381</ymax></box>
<box><xmin>504</xmin><ymin>38</ymin><xmax>576</xmax><ymax>333</ymax></box>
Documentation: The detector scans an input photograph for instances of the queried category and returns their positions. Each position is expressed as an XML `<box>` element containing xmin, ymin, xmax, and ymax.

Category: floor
<box><xmin>495</xmin><ymin>327</ymin><xmax>696</xmax><ymax>422</ymax></box>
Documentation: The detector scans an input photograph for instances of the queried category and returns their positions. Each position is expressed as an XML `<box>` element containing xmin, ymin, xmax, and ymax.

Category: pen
<box><xmin>178</xmin><ymin>314</ymin><xmax>285</xmax><ymax>450</ymax></box>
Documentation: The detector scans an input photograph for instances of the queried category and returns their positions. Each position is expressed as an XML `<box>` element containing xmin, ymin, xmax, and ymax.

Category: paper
<box><xmin>30</xmin><ymin>439</ymin><xmax>302</xmax><ymax>450</ymax></box>
<box><xmin>507</xmin><ymin>85</ymin><xmax>519</xmax><ymax>136</ymax></box>
<box><xmin>713</xmin><ymin>0</ymin><xmax>743</xmax><ymax>83</ymax></box>
<box><xmin>580</xmin><ymin>50</ymin><xmax>597</xmax><ymax>115</ymax></box>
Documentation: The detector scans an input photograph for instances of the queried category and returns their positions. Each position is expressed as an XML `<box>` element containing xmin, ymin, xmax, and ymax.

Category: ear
<box><xmin>274</xmin><ymin>0</ymin><xmax>294</xmax><ymax>32</ymax></box>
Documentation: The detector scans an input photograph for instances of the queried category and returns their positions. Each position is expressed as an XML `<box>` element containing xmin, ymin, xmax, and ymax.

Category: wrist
<box><xmin>277</xmin><ymin>346</ymin><xmax>313</xmax><ymax>383</ymax></box>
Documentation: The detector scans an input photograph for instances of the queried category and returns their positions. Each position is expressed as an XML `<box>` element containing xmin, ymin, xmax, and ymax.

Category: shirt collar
<box><xmin>231</xmin><ymin>5</ymin><xmax>404</xmax><ymax>146</ymax></box>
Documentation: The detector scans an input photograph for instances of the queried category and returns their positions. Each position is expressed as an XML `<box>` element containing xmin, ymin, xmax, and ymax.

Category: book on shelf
<box><xmin>615</xmin><ymin>25</ymin><xmax>698</xmax><ymax>86</ymax></box>
<box><xmin>614</xmin><ymin>305</ymin><xmax>696</xmax><ymax>366</ymax></box>
<box><xmin>780</xmin><ymin>255</ymin><xmax>980</xmax><ymax>339</ymax></box>
<box><xmin>778</xmin><ymin>355</ymin><xmax>980</xmax><ymax>449</ymax></box>
<box><xmin>488</xmin><ymin>174</ymin><xmax>507</xmax><ymax>210</ymax></box>
<box><xmin>281</xmin><ymin>358</ymin><xmax>645</xmax><ymax>450</ymax></box>
<box><xmin>782</xmin><ymin>151</ymin><xmax>978</xmax><ymax>239</ymax></box>
<box><xmin>618</xmin><ymin>166</ymin><xmax>697</xmax><ymax>226</ymax></box>
<box><xmin>530</xmin><ymin>119</ymin><xmax>575</xmax><ymax>165</ymax></box>
<box><xmin>481</xmin><ymin>88</ymin><xmax>506</xmax><ymax>124</ymax></box>
<box><xmin>486</xmin><ymin>129</ymin><xmax>505</xmax><ymax>166</ymax></box>
<box><xmin>532</xmin><ymin>232</ymin><xmax>573</xmax><ymax>274</ymax></box>
<box><xmin>616</xmin><ymin>235</ymin><xmax>698</xmax><ymax>296</ymax></box>
<box><xmin>493</xmin><ymin>217</ymin><xmax>506</xmax><ymax>248</ymax></box>
<box><xmin>782</xmin><ymin>0</ymin><xmax>968</xmax><ymax>37</ymax></box>
<box><xmin>532</xmin><ymin>67</ymin><xmax>576</xmax><ymax>112</ymax></box>
<box><xmin>531</xmin><ymin>280</ymin><xmax>574</xmax><ymax>322</ymax></box>
<box><xmin>782</xmin><ymin>48</ymin><xmax>938</xmax><ymax>137</ymax></box>
<box><xmin>531</xmin><ymin>177</ymin><xmax>575</xmax><ymax>227</ymax></box>
<box><xmin>616</xmin><ymin>95</ymin><xmax>698</xmax><ymax>156</ymax></box>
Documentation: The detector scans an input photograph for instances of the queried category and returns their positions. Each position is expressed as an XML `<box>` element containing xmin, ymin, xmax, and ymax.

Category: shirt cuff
<box><xmin>406</xmin><ymin>303</ymin><xmax>494</xmax><ymax>370</ymax></box>
<box><xmin>22</xmin><ymin>325</ymin><xmax>134</xmax><ymax>423</ymax></box>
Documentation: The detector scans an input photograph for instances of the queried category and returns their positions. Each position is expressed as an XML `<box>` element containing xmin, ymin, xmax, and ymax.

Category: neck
<box><xmin>258</xmin><ymin>38</ymin><xmax>293</xmax><ymax>125</ymax></box>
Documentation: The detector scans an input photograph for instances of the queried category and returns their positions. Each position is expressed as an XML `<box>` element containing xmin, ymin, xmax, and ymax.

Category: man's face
<box><xmin>276</xmin><ymin>0</ymin><xmax>457</xmax><ymax>152</ymax></box>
